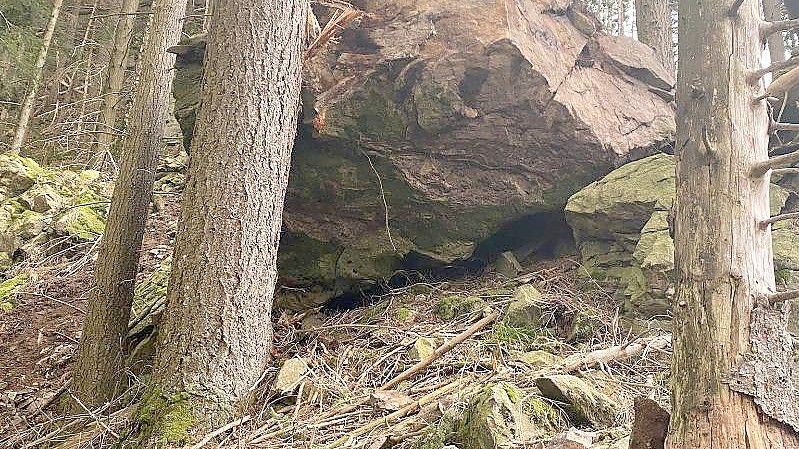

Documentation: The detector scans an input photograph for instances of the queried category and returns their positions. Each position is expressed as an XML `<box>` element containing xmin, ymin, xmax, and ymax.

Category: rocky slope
<box><xmin>566</xmin><ymin>153</ymin><xmax>799</xmax><ymax>319</ymax></box>
<box><xmin>172</xmin><ymin>0</ymin><xmax>676</xmax><ymax>306</ymax></box>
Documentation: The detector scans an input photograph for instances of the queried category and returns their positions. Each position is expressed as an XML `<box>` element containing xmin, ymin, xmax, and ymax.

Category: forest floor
<box><xmin>0</xmin><ymin>189</ymin><xmax>672</xmax><ymax>448</ymax></box>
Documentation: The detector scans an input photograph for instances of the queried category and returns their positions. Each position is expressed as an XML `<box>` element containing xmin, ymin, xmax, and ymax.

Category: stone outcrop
<box><xmin>0</xmin><ymin>153</ymin><xmax>110</xmax><ymax>271</ymax></box>
<box><xmin>172</xmin><ymin>0</ymin><xmax>675</xmax><ymax>307</ymax></box>
<box><xmin>566</xmin><ymin>153</ymin><xmax>799</xmax><ymax>318</ymax></box>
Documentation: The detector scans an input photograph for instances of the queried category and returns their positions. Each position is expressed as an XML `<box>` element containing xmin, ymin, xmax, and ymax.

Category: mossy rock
<box><xmin>0</xmin><ymin>273</ymin><xmax>27</xmax><ymax>312</ymax></box>
<box><xmin>535</xmin><ymin>374</ymin><xmax>620</xmax><ymax>428</ymax></box>
<box><xmin>456</xmin><ymin>383</ymin><xmax>535</xmax><ymax>449</ymax></box>
<box><xmin>435</xmin><ymin>295</ymin><xmax>485</xmax><ymax>320</ymax></box>
<box><xmin>504</xmin><ymin>284</ymin><xmax>543</xmax><ymax>329</ymax></box>
<box><xmin>408</xmin><ymin>337</ymin><xmax>437</xmax><ymax>361</ymax></box>
<box><xmin>0</xmin><ymin>153</ymin><xmax>43</xmax><ymax>202</ymax></box>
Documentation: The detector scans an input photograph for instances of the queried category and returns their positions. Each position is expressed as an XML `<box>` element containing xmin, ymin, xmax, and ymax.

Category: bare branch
<box><xmin>764</xmin><ymin>64</ymin><xmax>799</xmax><ymax>98</ymax></box>
<box><xmin>749</xmin><ymin>56</ymin><xmax>799</xmax><ymax>82</ymax></box>
<box><xmin>761</xmin><ymin>18</ymin><xmax>799</xmax><ymax>38</ymax></box>
<box><xmin>771</xmin><ymin>122</ymin><xmax>799</xmax><ymax>132</ymax></box>
<box><xmin>768</xmin><ymin>289</ymin><xmax>799</xmax><ymax>304</ymax></box>
<box><xmin>759</xmin><ymin>211</ymin><xmax>799</xmax><ymax>229</ymax></box>
<box><xmin>772</xmin><ymin>167</ymin><xmax>799</xmax><ymax>176</ymax></box>
<box><xmin>751</xmin><ymin>150</ymin><xmax>799</xmax><ymax>176</ymax></box>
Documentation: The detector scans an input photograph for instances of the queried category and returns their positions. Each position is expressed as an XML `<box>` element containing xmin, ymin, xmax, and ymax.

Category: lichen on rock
<box><xmin>0</xmin><ymin>273</ymin><xmax>27</xmax><ymax>312</ymax></box>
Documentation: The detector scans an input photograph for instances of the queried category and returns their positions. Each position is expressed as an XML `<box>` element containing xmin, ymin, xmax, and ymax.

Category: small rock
<box><xmin>370</xmin><ymin>390</ymin><xmax>413</xmax><ymax>411</ymax></box>
<box><xmin>458</xmin><ymin>383</ymin><xmax>534</xmax><ymax>449</ymax></box>
<box><xmin>546</xmin><ymin>427</ymin><xmax>596</xmax><ymax>448</ymax></box>
<box><xmin>535</xmin><ymin>375</ymin><xmax>620</xmax><ymax>427</ymax></box>
<box><xmin>514</xmin><ymin>350</ymin><xmax>562</xmax><ymax>369</ymax></box>
<box><xmin>504</xmin><ymin>284</ymin><xmax>543</xmax><ymax>328</ymax></box>
<box><xmin>408</xmin><ymin>337</ymin><xmax>437</xmax><ymax>361</ymax></box>
<box><xmin>629</xmin><ymin>397</ymin><xmax>669</xmax><ymax>449</ymax></box>
<box><xmin>273</xmin><ymin>357</ymin><xmax>309</xmax><ymax>395</ymax></box>
<box><xmin>494</xmin><ymin>251</ymin><xmax>522</xmax><ymax>278</ymax></box>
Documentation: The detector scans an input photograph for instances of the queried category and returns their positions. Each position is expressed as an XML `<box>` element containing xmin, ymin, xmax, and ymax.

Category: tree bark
<box><xmin>94</xmin><ymin>0</ymin><xmax>139</xmax><ymax>158</ymax></box>
<box><xmin>70</xmin><ymin>0</ymin><xmax>187</xmax><ymax>409</ymax></box>
<box><xmin>9</xmin><ymin>0</ymin><xmax>64</xmax><ymax>154</ymax></box>
<box><xmin>147</xmin><ymin>0</ymin><xmax>306</xmax><ymax>437</ymax></box>
<box><xmin>634</xmin><ymin>0</ymin><xmax>672</xmax><ymax>72</ymax></box>
<box><xmin>764</xmin><ymin>0</ymin><xmax>788</xmax><ymax>64</ymax></box>
<box><xmin>667</xmin><ymin>0</ymin><xmax>799</xmax><ymax>447</ymax></box>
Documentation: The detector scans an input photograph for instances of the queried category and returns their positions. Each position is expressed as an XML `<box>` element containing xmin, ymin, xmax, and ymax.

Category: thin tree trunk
<box><xmin>9</xmin><ymin>0</ymin><xmax>64</xmax><ymax>154</ymax></box>
<box><xmin>618</xmin><ymin>0</ymin><xmax>626</xmax><ymax>35</ymax></box>
<box><xmin>70</xmin><ymin>0</ymin><xmax>187</xmax><ymax>409</ymax></box>
<box><xmin>147</xmin><ymin>0</ymin><xmax>306</xmax><ymax>437</ymax></box>
<box><xmin>764</xmin><ymin>0</ymin><xmax>787</xmax><ymax>64</ymax></box>
<box><xmin>634</xmin><ymin>0</ymin><xmax>673</xmax><ymax>72</ymax></box>
<box><xmin>667</xmin><ymin>0</ymin><xmax>799</xmax><ymax>447</ymax></box>
<box><xmin>94</xmin><ymin>0</ymin><xmax>139</xmax><ymax>157</ymax></box>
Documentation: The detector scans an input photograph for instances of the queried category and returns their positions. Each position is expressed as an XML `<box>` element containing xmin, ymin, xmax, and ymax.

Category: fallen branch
<box><xmin>560</xmin><ymin>335</ymin><xmax>672</xmax><ymax>373</ymax></box>
<box><xmin>190</xmin><ymin>415</ymin><xmax>251</xmax><ymax>449</ymax></box>
<box><xmin>311</xmin><ymin>308</ymin><xmax>499</xmax><ymax>425</ymax></box>
<box><xmin>380</xmin><ymin>309</ymin><xmax>499</xmax><ymax>390</ymax></box>
<box><xmin>322</xmin><ymin>378</ymin><xmax>468</xmax><ymax>449</ymax></box>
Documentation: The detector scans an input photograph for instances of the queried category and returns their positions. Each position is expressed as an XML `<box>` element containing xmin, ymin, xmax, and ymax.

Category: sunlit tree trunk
<box><xmin>146</xmin><ymin>0</ymin><xmax>306</xmax><ymax>439</ymax></box>
<box><xmin>9</xmin><ymin>0</ymin><xmax>64</xmax><ymax>154</ymax></box>
<box><xmin>70</xmin><ymin>0</ymin><xmax>187</xmax><ymax>409</ymax></box>
<box><xmin>668</xmin><ymin>0</ymin><xmax>799</xmax><ymax>447</ymax></box>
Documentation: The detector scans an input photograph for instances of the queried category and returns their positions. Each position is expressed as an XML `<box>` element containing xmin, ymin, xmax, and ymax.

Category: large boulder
<box><xmin>172</xmin><ymin>0</ymin><xmax>675</xmax><ymax>308</ymax></box>
<box><xmin>566</xmin><ymin>153</ymin><xmax>799</xmax><ymax>318</ymax></box>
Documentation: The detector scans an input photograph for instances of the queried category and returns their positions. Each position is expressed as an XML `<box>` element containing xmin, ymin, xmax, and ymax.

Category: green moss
<box><xmin>523</xmin><ymin>397</ymin><xmax>565</xmax><ymax>432</ymax></box>
<box><xmin>488</xmin><ymin>321</ymin><xmax>552</xmax><ymax>350</ymax></box>
<box><xmin>56</xmin><ymin>206</ymin><xmax>106</xmax><ymax>240</ymax></box>
<box><xmin>0</xmin><ymin>274</ymin><xmax>27</xmax><ymax>312</ymax></box>
<box><xmin>396</xmin><ymin>307</ymin><xmax>413</xmax><ymax>322</ymax></box>
<box><xmin>135</xmin><ymin>389</ymin><xmax>195</xmax><ymax>446</ymax></box>
<box><xmin>435</xmin><ymin>295</ymin><xmax>485</xmax><ymax>320</ymax></box>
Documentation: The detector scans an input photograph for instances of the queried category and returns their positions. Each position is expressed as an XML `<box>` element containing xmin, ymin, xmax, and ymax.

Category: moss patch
<box><xmin>435</xmin><ymin>295</ymin><xmax>485</xmax><ymax>320</ymax></box>
<box><xmin>135</xmin><ymin>389</ymin><xmax>195</xmax><ymax>446</ymax></box>
<box><xmin>0</xmin><ymin>273</ymin><xmax>27</xmax><ymax>312</ymax></box>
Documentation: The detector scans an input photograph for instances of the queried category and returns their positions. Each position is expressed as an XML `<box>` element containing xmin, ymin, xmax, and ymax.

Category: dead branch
<box><xmin>759</xmin><ymin>211</ymin><xmax>799</xmax><ymax>228</ymax></box>
<box><xmin>772</xmin><ymin>167</ymin><xmax>799</xmax><ymax>175</ymax></box>
<box><xmin>190</xmin><ymin>415</ymin><xmax>251</xmax><ymax>449</ymax></box>
<box><xmin>380</xmin><ymin>309</ymin><xmax>499</xmax><ymax>390</ymax></box>
<box><xmin>761</xmin><ymin>18</ymin><xmax>799</xmax><ymax>38</ymax></box>
<box><xmin>305</xmin><ymin>8</ymin><xmax>363</xmax><ymax>60</ymax></box>
<box><xmin>771</xmin><ymin>122</ymin><xmax>799</xmax><ymax>132</ymax></box>
<box><xmin>768</xmin><ymin>289</ymin><xmax>799</xmax><ymax>304</ymax></box>
<box><xmin>764</xmin><ymin>64</ymin><xmax>799</xmax><ymax>99</ymax></box>
<box><xmin>751</xmin><ymin>150</ymin><xmax>799</xmax><ymax>176</ymax></box>
<box><xmin>322</xmin><ymin>378</ymin><xmax>468</xmax><ymax>449</ymax></box>
<box><xmin>560</xmin><ymin>335</ymin><xmax>672</xmax><ymax>373</ymax></box>
<box><xmin>749</xmin><ymin>56</ymin><xmax>799</xmax><ymax>82</ymax></box>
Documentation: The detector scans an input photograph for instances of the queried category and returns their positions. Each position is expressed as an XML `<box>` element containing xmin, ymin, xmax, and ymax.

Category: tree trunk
<box><xmin>667</xmin><ymin>0</ymin><xmax>799</xmax><ymax>447</ymax></box>
<box><xmin>145</xmin><ymin>0</ymin><xmax>306</xmax><ymax>438</ymax></box>
<box><xmin>70</xmin><ymin>0</ymin><xmax>187</xmax><ymax>409</ymax></box>
<box><xmin>634</xmin><ymin>0</ymin><xmax>672</xmax><ymax>72</ymax></box>
<box><xmin>94</xmin><ymin>0</ymin><xmax>139</xmax><ymax>158</ymax></box>
<box><xmin>9</xmin><ymin>0</ymin><xmax>64</xmax><ymax>154</ymax></box>
<box><xmin>764</xmin><ymin>0</ymin><xmax>787</xmax><ymax>64</ymax></box>
<box><xmin>618</xmin><ymin>0</ymin><xmax>626</xmax><ymax>35</ymax></box>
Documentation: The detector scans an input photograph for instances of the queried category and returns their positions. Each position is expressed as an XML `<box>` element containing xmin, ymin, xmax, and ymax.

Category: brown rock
<box><xmin>628</xmin><ymin>397</ymin><xmax>669</xmax><ymax>449</ymax></box>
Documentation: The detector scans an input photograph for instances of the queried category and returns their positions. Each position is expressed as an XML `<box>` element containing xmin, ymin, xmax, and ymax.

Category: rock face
<box><xmin>566</xmin><ymin>153</ymin><xmax>799</xmax><ymax>318</ymax></box>
<box><xmin>173</xmin><ymin>0</ymin><xmax>675</xmax><ymax>307</ymax></box>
